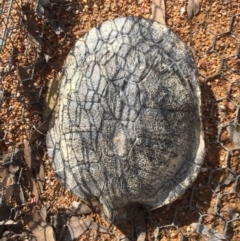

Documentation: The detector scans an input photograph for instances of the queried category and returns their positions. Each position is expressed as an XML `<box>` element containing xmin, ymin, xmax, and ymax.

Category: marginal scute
<box><xmin>62</xmin><ymin>132</ymin><xmax>100</xmax><ymax>166</ymax></box>
<box><xmin>71</xmin><ymin>162</ymin><xmax>105</xmax><ymax>197</ymax></box>
<box><xmin>140</xmin><ymin>19</ymin><xmax>169</xmax><ymax>43</ymax></box>
<box><xmin>161</xmin><ymin>30</ymin><xmax>191</xmax><ymax>61</ymax></box>
<box><xmin>47</xmin><ymin>16</ymin><xmax>204</xmax><ymax>223</ymax></box>
<box><xmin>98</xmin><ymin>20</ymin><xmax>118</xmax><ymax>42</ymax></box>
<box><xmin>85</xmin><ymin>27</ymin><xmax>102</xmax><ymax>53</ymax></box>
<box><xmin>112</xmin><ymin>17</ymin><xmax>140</xmax><ymax>36</ymax></box>
<box><xmin>73</xmin><ymin>40</ymin><xmax>88</xmax><ymax>65</ymax></box>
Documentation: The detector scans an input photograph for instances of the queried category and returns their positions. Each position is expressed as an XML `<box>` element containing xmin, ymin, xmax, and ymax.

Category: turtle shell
<box><xmin>46</xmin><ymin>16</ymin><xmax>204</xmax><ymax>222</ymax></box>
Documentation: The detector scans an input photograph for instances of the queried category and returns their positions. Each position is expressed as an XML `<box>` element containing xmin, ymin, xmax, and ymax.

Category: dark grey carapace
<box><xmin>46</xmin><ymin>16</ymin><xmax>204</xmax><ymax>223</ymax></box>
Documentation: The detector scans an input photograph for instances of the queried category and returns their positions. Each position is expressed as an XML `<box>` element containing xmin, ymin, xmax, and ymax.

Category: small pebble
<box><xmin>180</xmin><ymin>6</ymin><xmax>185</xmax><ymax>15</ymax></box>
<box><xmin>187</xmin><ymin>226</ymin><xmax>192</xmax><ymax>232</ymax></box>
<box><xmin>220</xmin><ymin>131</ymin><xmax>228</xmax><ymax>141</ymax></box>
<box><xmin>170</xmin><ymin>230</ymin><xmax>178</xmax><ymax>238</ymax></box>
<box><xmin>226</xmin><ymin>102</ymin><xmax>236</xmax><ymax>111</ymax></box>
<box><xmin>72</xmin><ymin>201</ymin><xmax>80</xmax><ymax>209</ymax></box>
<box><xmin>219</xmin><ymin>105</ymin><xmax>226</xmax><ymax>110</ymax></box>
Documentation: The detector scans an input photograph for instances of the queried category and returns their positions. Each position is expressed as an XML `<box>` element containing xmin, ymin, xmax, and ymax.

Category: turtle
<box><xmin>46</xmin><ymin>0</ymin><xmax>204</xmax><ymax>235</ymax></box>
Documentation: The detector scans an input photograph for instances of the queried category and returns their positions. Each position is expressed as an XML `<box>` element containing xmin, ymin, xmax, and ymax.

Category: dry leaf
<box><xmin>36</xmin><ymin>0</ymin><xmax>51</xmax><ymax>17</ymax></box>
<box><xmin>24</xmin><ymin>140</ymin><xmax>33</xmax><ymax>172</ymax></box>
<box><xmin>51</xmin><ymin>203</ymin><xmax>92</xmax><ymax>229</ymax></box>
<box><xmin>0</xmin><ymin>220</ymin><xmax>18</xmax><ymax>225</ymax></box>
<box><xmin>5</xmin><ymin>186</ymin><xmax>14</xmax><ymax>201</ymax></box>
<box><xmin>22</xmin><ymin>4</ymin><xmax>43</xmax><ymax>56</ymax></box>
<box><xmin>0</xmin><ymin>205</ymin><xmax>11</xmax><ymax>221</ymax></box>
<box><xmin>214</xmin><ymin>173</ymin><xmax>235</xmax><ymax>192</ymax></box>
<box><xmin>13</xmin><ymin>184</ymin><xmax>26</xmax><ymax>205</ymax></box>
<box><xmin>88</xmin><ymin>221</ymin><xmax>109</xmax><ymax>233</ymax></box>
<box><xmin>48</xmin><ymin>18</ymin><xmax>65</xmax><ymax>35</ymax></box>
<box><xmin>23</xmin><ymin>141</ymin><xmax>39</xmax><ymax>202</ymax></box>
<box><xmin>1</xmin><ymin>147</ymin><xmax>23</xmax><ymax>167</ymax></box>
<box><xmin>35</xmin><ymin>0</ymin><xmax>65</xmax><ymax>34</ymax></box>
<box><xmin>1</xmin><ymin>231</ymin><xmax>29</xmax><ymax>241</ymax></box>
<box><xmin>17</xmin><ymin>66</ymin><xmax>42</xmax><ymax>113</ymax></box>
<box><xmin>8</xmin><ymin>165</ymin><xmax>20</xmax><ymax>174</ymax></box>
<box><xmin>42</xmin><ymin>73</ymin><xmax>60</xmax><ymax>121</ymax></box>
<box><xmin>227</xmin><ymin>124</ymin><xmax>240</xmax><ymax>148</ymax></box>
<box><xmin>0</xmin><ymin>90</ymin><xmax>4</xmax><ymax>108</ymax></box>
<box><xmin>0</xmin><ymin>220</ymin><xmax>22</xmax><ymax>235</ymax></box>
<box><xmin>191</xmin><ymin>223</ymin><xmax>226</xmax><ymax>240</ymax></box>
<box><xmin>27</xmin><ymin>172</ymin><xmax>39</xmax><ymax>202</ymax></box>
<box><xmin>29</xmin><ymin>120</ymin><xmax>50</xmax><ymax>144</ymax></box>
<box><xmin>0</xmin><ymin>167</ymin><xmax>15</xmax><ymax>201</ymax></box>
<box><xmin>70</xmin><ymin>201</ymin><xmax>92</xmax><ymax>215</ymax></box>
<box><xmin>25</xmin><ymin>209</ymin><xmax>56</xmax><ymax>241</ymax></box>
<box><xmin>61</xmin><ymin>216</ymin><xmax>92</xmax><ymax>241</ymax></box>
<box><xmin>35</xmin><ymin>54</ymin><xmax>52</xmax><ymax>71</ymax></box>
<box><xmin>40</xmin><ymin>206</ymin><xmax>48</xmax><ymax>221</ymax></box>
<box><xmin>36</xmin><ymin>162</ymin><xmax>45</xmax><ymax>194</ymax></box>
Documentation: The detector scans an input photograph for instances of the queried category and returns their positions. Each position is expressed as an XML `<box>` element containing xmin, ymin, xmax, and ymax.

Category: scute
<box><xmin>101</xmin><ymin>80</ymin><xmax>141</xmax><ymax>121</ymax></box>
<box><xmin>46</xmin><ymin>16</ymin><xmax>204</xmax><ymax>223</ymax></box>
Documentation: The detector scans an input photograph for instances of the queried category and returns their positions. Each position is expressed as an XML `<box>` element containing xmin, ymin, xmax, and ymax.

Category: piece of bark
<box><xmin>187</xmin><ymin>0</ymin><xmax>200</xmax><ymax>20</ymax></box>
<box><xmin>0</xmin><ymin>167</ymin><xmax>15</xmax><ymax>201</ymax></box>
<box><xmin>23</xmin><ymin>141</ymin><xmax>39</xmax><ymax>202</ymax></box>
<box><xmin>151</xmin><ymin>0</ymin><xmax>166</xmax><ymax>25</ymax></box>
